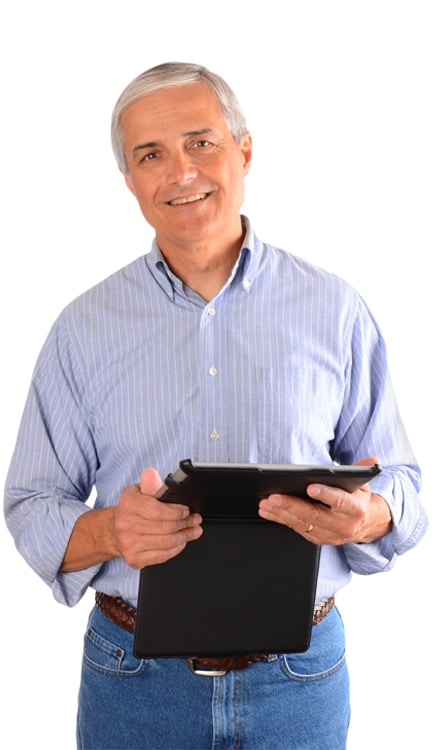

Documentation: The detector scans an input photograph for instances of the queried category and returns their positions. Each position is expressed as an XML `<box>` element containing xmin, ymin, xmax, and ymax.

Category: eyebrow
<box><xmin>131</xmin><ymin>128</ymin><xmax>219</xmax><ymax>159</ymax></box>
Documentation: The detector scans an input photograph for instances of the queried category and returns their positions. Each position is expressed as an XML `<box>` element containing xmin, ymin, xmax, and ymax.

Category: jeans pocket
<box><xmin>280</xmin><ymin>648</ymin><xmax>346</xmax><ymax>683</ymax></box>
<box><xmin>83</xmin><ymin>619</ymin><xmax>148</xmax><ymax>677</ymax></box>
<box><xmin>279</xmin><ymin>606</ymin><xmax>347</xmax><ymax>683</ymax></box>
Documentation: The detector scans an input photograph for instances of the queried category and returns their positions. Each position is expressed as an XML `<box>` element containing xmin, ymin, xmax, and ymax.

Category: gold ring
<box><xmin>305</xmin><ymin>523</ymin><xmax>314</xmax><ymax>533</ymax></box>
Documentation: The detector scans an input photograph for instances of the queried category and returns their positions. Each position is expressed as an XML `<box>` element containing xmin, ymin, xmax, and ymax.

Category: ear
<box><xmin>239</xmin><ymin>131</ymin><xmax>253</xmax><ymax>174</ymax></box>
<box><xmin>119</xmin><ymin>166</ymin><xmax>136</xmax><ymax>197</ymax></box>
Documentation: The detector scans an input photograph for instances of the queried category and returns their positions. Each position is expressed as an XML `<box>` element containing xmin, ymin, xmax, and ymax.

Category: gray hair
<box><xmin>111</xmin><ymin>62</ymin><xmax>248</xmax><ymax>172</ymax></box>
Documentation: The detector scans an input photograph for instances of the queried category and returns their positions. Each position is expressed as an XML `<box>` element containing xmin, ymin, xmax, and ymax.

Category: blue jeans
<box><xmin>77</xmin><ymin>604</ymin><xmax>350</xmax><ymax>749</ymax></box>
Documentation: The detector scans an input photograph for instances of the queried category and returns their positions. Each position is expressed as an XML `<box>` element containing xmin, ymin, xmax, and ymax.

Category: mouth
<box><xmin>168</xmin><ymin>192</ymin><xmax>209</xmax><ymax>206</ymax></box>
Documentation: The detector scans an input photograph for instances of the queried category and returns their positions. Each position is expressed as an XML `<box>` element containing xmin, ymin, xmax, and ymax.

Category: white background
<box><xmin>1</xmin><ymin>2</ymin><xmax>430</xmax><ymax>748</ymax></box>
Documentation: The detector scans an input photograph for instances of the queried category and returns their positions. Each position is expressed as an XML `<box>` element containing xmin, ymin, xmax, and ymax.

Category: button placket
<box><xmin>200</xmin><ymin>303</ymin><xmax>223</xmax><ymax>447</ymax></box>
<box><xmin>208</xmin><ymin>306</ymin><xmax>219</xmax><ymax>441</ymax></box>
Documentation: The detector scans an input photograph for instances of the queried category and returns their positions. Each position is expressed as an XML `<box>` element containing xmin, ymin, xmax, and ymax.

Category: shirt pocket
<box><xmin>256</xmin><ymin>367</ymin><xmax>340</xmax><ymax>462</ymax></box>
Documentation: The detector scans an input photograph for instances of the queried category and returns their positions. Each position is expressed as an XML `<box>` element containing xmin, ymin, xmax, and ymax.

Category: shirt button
<box><xmin>208</xmin><ymin>307</ymin><xmax>216</xmax><ymax>316</ymax></box>
<box><xmin>208</xmin><ymin>366</ymin><xmax>218</xmax><ymax>376</ymax></box>
<box><xmin>210</xmin><ymin>430</ymin><xmax>220</xmax><ymax>440</ymax></box>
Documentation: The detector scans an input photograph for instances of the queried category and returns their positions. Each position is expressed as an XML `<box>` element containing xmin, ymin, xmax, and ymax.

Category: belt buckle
<box><xmin>187</xmin><ymin>658</ymin><xmax>227</xmax><ymax>677</ymax></box>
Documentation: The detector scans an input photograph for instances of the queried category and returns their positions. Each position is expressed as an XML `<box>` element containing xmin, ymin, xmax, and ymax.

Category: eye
<box><xmin>142</xmin><ymin>151</ymin><xmax>159</xmax><ymax>162</ymax></box>
<box><xmin>193</xmin><ymin>140</ymin><xmax>211</xmax><ymax>149</ymax></box>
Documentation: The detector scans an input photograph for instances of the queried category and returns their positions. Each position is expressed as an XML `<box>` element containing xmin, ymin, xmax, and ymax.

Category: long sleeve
<box><xmin>330</xmin><ymin>294</ymin><xmax>426</xmax><ymax>573</ymax></box>
<box><xmin>4</xmin><ymin>314</ymin><xmax>103</xmax><ymax>605</ymax></box>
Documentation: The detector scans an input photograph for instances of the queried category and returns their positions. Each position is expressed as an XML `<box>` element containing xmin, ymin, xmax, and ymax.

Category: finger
<box><xmin>306</xmin><ymin>483</ymin><xmax>355</xmax><ymax>511</ymax></box>
<box><xmin>138</xmin><ymin>468</ymin><xmax>196</xmax><ymax>521</ymax></box>
<box><xmin>353</xmin><ymin>456</ymin><xmax>380</xmax><ymax>467</ymax></box>
<box><xmin>121</xmin><ymin>525</ymin><xmax>204</xmax><ymax>569</ymax></box>
<box><xmin>139</xmin><ymin>467</ymin><xmax>163</xmax><ymax>495</ymax></box>
<box><xmin>132</xmin><ymin>517</ymin><xmax>203</xmax><ymax>547</ymax></box>
<box><xmin>121</xmin><ymin>498</ymin><xmax>202</xmax><ymax>531</ymax></box>
<box><xmin>259</xmin><ymin>494</ymin><xmax>321</xmax><ymax>528</ymax></box>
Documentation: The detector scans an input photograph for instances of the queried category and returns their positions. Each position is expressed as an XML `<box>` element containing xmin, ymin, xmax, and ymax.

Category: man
<box><xmin>4</xmin><ymin>62</ymin><xmax>428</xmax><ymax>749</ymax></box>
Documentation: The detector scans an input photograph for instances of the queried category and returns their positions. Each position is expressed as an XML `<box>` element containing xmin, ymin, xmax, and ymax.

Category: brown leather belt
<box><xmin>95</xmin><ymin>591</ymin><xmax>335</xmax><ymax>675</ymax></box>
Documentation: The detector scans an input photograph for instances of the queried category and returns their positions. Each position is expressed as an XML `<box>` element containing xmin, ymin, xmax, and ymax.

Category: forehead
<box><xmin>120</xmin><ymin>83</ymin><xmax>230</xmax><ymax>147</ymax></box>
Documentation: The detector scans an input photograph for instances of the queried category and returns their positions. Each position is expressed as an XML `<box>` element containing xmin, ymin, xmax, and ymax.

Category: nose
<box><xmin>166</xmin><ymin>149</ymin><xmax>198</xmax><ymax>185</ymax></box>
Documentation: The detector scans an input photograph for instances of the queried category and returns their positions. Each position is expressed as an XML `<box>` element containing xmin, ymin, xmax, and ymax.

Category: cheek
<box><xmin>129</xmin><ymin>182</ymin><xmax>156</xmax><ymax>210</ymax></box>
<box><xmin>123</xmin><ymin>175</ymin><xmax>137</xmax><ymax>198</ymax></box>
<box><xmin>228</xmin><ymin>169</ymin><xmax>246</xmax><ymax>202</ymax></box>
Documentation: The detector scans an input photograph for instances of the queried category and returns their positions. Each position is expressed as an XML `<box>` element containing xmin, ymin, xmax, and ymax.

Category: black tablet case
<box><xmin>150</xmin><ymin>460</ymin><xmax>381</xmax><ymax>518</ymax></box>
<box><xmin>134</xmin><ymin>519</ymin><xmax>321</xmax><ymax>658</ymax></box>
<box><xmin>133</xmin><ymin>461</ymin><xmax>380</xmax><ymax>658</ymax></box>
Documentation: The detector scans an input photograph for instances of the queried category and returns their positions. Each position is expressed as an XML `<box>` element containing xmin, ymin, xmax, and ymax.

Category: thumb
<box><xmin>353</xmin><ymin>456</ymin><xmax>380</xmax><ymax>467</ymax></box>
<box><xmin>139</xmin><ymin>467</ymin><xmax>163</xmax><ymax>496</ymax></box>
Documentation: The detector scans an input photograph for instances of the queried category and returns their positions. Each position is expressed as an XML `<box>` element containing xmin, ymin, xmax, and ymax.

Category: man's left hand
<box><xmin>258</xmin><ymin>457</ymin><xmax>392</xmax><ymax>544</ymax></box>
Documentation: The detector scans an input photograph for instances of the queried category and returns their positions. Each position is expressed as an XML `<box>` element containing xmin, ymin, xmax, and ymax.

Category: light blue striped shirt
<box><xmin>4</xmin><ymin>217</ymin><xmax>428</xmax><ymax>607</ymax></box>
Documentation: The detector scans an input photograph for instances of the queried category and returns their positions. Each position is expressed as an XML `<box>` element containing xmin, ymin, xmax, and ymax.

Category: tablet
<box><xmin>155</xmin><ymin>459</ymin><xmax>382</xmax><ymax>519</ymax></box>
<box><xmin>133</xmin><ymin>460</ymin><xmax>381</xmax><ymax>658</ymax></box>
<box><xmin>134</xmin><ymin>518</ymin><xmax>321</xmax><ymax>658</ymax></box>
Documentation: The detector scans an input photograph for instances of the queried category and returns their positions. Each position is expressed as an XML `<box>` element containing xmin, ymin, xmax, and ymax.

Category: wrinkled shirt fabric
<box><xmin>4</xmin><ymin>217</ymin><xmax>428</xmax><ymax>608</ymax></box>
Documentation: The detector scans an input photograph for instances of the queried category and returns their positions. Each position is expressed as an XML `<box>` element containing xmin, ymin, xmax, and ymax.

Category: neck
<box><xmin>158</xmin><ymin>226</ymin><xmax>245</xmax><ymax>302</ymax></box>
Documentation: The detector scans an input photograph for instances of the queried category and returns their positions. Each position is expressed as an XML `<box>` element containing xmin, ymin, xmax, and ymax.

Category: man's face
<box><xmin>120</xmin><ymin>82</ymin><xmax>252</xmax><ymax>255</ymax></box>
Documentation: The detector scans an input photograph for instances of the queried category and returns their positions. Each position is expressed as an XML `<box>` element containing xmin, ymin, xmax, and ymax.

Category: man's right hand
<box><xmin>60</xmin><ymin>467</ymin><xmax>203</xmax><ymax>573</ymax></box>
<box><xmin>111</xmin><ymin>467</ymin><xmax>203</xmax><ymax>568</ymax></box>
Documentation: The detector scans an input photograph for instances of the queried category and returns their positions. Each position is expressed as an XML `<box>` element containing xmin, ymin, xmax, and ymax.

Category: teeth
<box><xmin>169</xmin><ymin>193</ymin><xmax>207</xmax><ymax>206</ymax></box>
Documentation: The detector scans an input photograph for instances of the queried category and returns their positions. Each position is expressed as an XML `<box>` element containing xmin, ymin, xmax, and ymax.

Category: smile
<box><xmin>168</xmin><ymin>193</ymin><xmax>208</xmax><ymax>206</ymax></box>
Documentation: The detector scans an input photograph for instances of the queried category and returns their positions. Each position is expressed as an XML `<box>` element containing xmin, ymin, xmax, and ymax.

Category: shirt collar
<box><xmin>145</xmin><ymin>215</ymin><xmax>264</xmax><ymax>302</ymax></box>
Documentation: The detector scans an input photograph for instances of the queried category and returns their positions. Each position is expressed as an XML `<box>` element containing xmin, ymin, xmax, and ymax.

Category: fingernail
<box><xmin>267</xmin><ymin>494</ymin><xmax>283</xmax><ymax>507</ymax></box>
